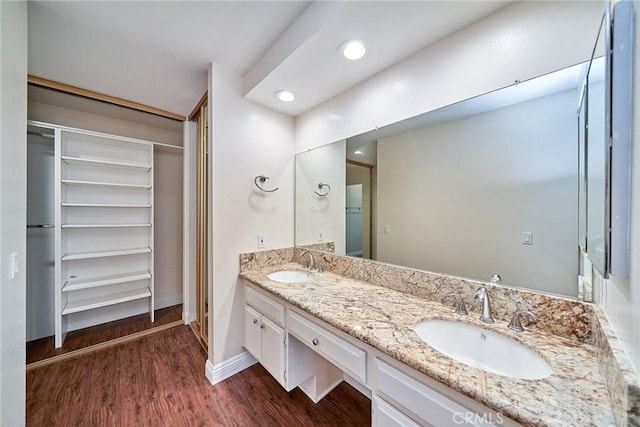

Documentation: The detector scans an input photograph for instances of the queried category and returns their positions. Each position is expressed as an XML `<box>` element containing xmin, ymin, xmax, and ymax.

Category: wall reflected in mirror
<box><xmin>296</xmin><ymin>62</ymin><xmax>598</xmax><ymax>300</ymax></box>
<box><xmin>584</xmin><ymin>17</ymin><xmax>607</xmax><ymax>277</ymax></box>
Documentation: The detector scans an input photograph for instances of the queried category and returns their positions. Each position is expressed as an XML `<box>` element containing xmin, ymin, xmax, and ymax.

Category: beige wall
<box><xmin>376</xmin><ymin>89</ymin><xmax>578</xmax><ymax>296</ymax></box>
<box><xmin>28</xmin><ymin>86</ymin><xmax>182</xmax><ymax>146</ymax></box>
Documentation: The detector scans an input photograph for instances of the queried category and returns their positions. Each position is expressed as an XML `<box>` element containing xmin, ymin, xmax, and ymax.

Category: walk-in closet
<box><xmin>26</xmin><ymin>84</ymin><xmax>185</xmax><ymax>364</ymax></box>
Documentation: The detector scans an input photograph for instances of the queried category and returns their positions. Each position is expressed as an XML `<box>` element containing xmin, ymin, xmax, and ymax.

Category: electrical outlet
<box><xmin>258</xmin><ymin>234</ymin><xmax>266</xmax><ymax>248</ymax></box>
<box><xmin>318</xmin><ymin>229</ymin><xmax>324</xmax><ymax>242</ymax></box>
<box><xmin>522</xmin><ymin>232</ymin><xmax>533</xmax><ymax>245</ymax></box>
<box><xmin>384</xmin><ymin>225</ymin><xmax>391</xmax><ymax>234</ymax></box>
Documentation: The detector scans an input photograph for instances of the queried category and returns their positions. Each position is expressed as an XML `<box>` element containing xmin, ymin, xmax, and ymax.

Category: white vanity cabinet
<box><xmin>243</xmin><ymin>281</ymin><xmax>520</xmax><ymax>426</ymax></box>
<box><xmin>244</xmin><ymin>285</ymin><xmax>315</xmax><ymax>391</ymax></box>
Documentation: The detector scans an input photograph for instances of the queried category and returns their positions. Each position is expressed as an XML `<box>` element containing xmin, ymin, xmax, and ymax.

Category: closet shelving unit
<box><xmin>54</xmin><ymin>128</ymin><xmax>155</xmax><ymax>347</ymax></box>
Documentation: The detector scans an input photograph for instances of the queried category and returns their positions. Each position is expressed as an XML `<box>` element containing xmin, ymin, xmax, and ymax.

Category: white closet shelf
<box><xmin>61</xmin><ymin>287</ymin><xmax>151</xmax><ymax>315</ymax></box>
<box><xmin>61</xmin><ymin>223</ymin><xmax>152</xmax><ymax>229</ymax></box>
<box><xmin>61</xmin><ymin>179</ymin><xmax>151</xmax><ymax>189</ymax></box>
<box><xmin>62</xmin><ymin>270</ymin><xmax>151</xmax><ymax>292</ymax></box>
<box><xmin>61</xmin><ymin>155</ymin><xmax>151</xmax><ymax>171</ymax></box>
<box><xmin>61</xmin><ymin>203</ymin><xmax>152</xmax><ymax>208</ymax></box>
<box><xmin>62</xmin><ymin>247</ymin><xmax>151</xmax><ymax>261</ymax></box>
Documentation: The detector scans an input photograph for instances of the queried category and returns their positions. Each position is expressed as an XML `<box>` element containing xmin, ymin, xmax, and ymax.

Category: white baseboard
<box><xmin>205</xmin><ymin>351</ymin><xmax>257</xmax><ymax>386</ymax></box>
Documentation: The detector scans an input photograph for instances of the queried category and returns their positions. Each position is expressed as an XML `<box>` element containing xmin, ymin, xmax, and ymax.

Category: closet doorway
<box><xmin>26</xmin><ymin>83</ymin><xmax>185</xmax><ymax>366</ymax></box>
<box><xmin>346</xmin><ymin>160</ymin><xmax>374</xmax><ymax>259</ymax></box>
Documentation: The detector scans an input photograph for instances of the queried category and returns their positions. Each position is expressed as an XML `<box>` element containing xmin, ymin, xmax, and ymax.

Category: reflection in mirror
<box><xmin>585</xmin><ymin>17</ymin><xmax>607</xmax><ymax>276</ymax></box>
<box><xmin>296</xmin><ymin>63</ymin><xmax>596</xmax><ymax>299</ymax></box>
<box><xmin>295</xmin><ymin>141</ymin><xmax>346</xmax><ymax>254</ymax></box>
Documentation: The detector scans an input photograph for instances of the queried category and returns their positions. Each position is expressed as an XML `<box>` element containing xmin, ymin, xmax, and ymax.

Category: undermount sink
<box><xmin>267</xmin><ymin>270</ymin><xmax>313</xmax><ymax>283</ymax></box>
<box><xmin>414</xmin><ymin>319</ymin><xmax>552</xmax><ymax>380</ymax></box>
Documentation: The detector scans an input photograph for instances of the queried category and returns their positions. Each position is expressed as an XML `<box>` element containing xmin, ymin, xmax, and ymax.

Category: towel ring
<box><xmin>254</xmin><ymin>175</ymin><xmax>279</xmax><ymax>193</ymax></box>
<box><xmin>314</xmin><ymin>182</ymin><xmax>331</xmax><ymax>197</ymax></box>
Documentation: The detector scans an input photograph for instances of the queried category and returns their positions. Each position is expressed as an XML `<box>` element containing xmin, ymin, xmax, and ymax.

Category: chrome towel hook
<box><xmin>314</xmin><ymin>182</ymin><xmax>331</xmax><ymax>197</ymax></box>
<box><xmin>254</xmin><ymin>175</ymin><xmax>279</xmax><ymax>193</ymax></box>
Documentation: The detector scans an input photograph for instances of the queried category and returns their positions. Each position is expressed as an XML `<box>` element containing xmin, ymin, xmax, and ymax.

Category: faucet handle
<box><xmin>447</xmin><ymin>292</ymin><xmax>468</xmax><ymax>316</ymax></box>
<box><xmin>508</xmin><ymin>303</ymin><xmax>536</xmax><ymax>332</ymax></box>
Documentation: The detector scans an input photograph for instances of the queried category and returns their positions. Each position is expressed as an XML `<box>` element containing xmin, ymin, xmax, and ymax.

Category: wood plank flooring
<box><xmin>27</xmin><ymin>304</ymin><xmax>183</xmax><ymax>364</ymax></box>
<box><xmin>26</xmin><ymin>325</ymin><xmax>371</xmax><ymax>426</ymax></box>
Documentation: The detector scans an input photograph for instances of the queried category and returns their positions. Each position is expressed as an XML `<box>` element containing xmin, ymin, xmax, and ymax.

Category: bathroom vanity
<box><xmin>240</xmin><ymin>258</ymin><xmax>617</xmax><ymax>426</ymax></box>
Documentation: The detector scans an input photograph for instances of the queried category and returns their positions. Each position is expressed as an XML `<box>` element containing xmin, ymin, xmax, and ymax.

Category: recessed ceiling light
<box><xmin>340</xmin><ymin>40</ymin><xmax>366</xmax><ymax>61</ymax></box>
<box><xmin>354</xmin><ymin>150</ymin><xmax>363</xmax><ymax>155</ymax></box>
<box><xmin>275</xmin><ymin>90</ymin><xmax>295</xmax><ymax>102</ymax></box>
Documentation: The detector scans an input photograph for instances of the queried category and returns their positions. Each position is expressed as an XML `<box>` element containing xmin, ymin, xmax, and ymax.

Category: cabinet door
<box><xmin>244</xmin><ymin>305</ymin><xmax>262</xmax><ymax>360</ymax></box>
<box><xmin>261</xmin><ymin>316</ymin><xmax>285</xmax><ymax>386</ymax></box>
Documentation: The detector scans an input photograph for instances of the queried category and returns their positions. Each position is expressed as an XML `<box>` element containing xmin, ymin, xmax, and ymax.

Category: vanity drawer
<box><xmin>287</xmin><ymin>310</ymin><xmax>366</xmax><ymax>383</ymax></box>
<box><xmin>375</xmin><ymin>359</ymin><xmax>497</xmax><ymax>427</ymax></box>
<box><xmin>245</xmin><ymin>285</ymin><xmax>285</xmax><ymax>327</ymax></box>
<box><xmin>372</xmin><ymin>395</ymin><xmax>420</xmax><ymax>427</ymax></box>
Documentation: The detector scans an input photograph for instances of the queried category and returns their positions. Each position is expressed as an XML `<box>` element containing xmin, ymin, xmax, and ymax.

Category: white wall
<box><xmin>600</xmin><ymin>0</ymin><xmax>640</xmax><ymax>373</ymax></box>
<box><xmin>0</xmin><ymin>1</ymin><xmax>27</xmax><ymax>424</ymax></box>
<box><xmin>376</xmin><ymin>89</ymin><xmax>578</xmax><ymax>296</ymax></box>
<box><xmin>154</xmin><ymin>149</ymin><xmax>183</xmax><ymax>308</ymax></box>
<box><xmin>295</xmin><ymin>1</ymin><xmax>603</xmax><ymax>153</ymax></box>
<box><xmin>208</xmin><ymin>63</ymin><xmax>295</xmax><ymax>365</ymax></box>
<box><xmin>295</xmin><ymin>141</ymin><xmax>346</xmax><ymax>253</ymax></box>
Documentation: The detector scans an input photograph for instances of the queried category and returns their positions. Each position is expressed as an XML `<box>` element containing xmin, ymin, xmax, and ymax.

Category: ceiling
<box><xmin>28</xmin><ymin>1</ymin><xmax>508</xmax><ymax>118</ymax></box>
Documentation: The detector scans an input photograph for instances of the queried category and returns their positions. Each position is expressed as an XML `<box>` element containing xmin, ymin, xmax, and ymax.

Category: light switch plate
<box><xmin>10</xmin><ymin>253</ymin><xmax>19</xmax><ymax>279</ymax></box>
<box><xmin>522</xmin><ymin>232</ymin><xmax>533</xmax><ymax>245</ymax></box>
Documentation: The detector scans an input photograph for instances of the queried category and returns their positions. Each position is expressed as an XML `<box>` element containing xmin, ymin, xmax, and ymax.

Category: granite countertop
<box><xmin>240</xmin><ymin>262</ymin><xmax>616</xmax><ymax>427</ymax></box>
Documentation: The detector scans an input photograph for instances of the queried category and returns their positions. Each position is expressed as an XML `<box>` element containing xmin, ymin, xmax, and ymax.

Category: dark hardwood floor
<box><xmin>26</xmin><ymin>325</ymin><xmax>371</xmax><ymax>426</ymax></box>
<box><xmin>27</xmin><ymin>304</ymin><xmax>183</xmax><ymax>364</ymax></box>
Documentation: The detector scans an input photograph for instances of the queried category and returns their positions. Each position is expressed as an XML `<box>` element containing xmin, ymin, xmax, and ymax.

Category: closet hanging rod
<box><xmin>27</xmin><ymin>131</ymin><xmax>54</xmax><ymax>139</ymax></box>
<box><xmin>27</xmin><ymin>224</ymin><xmax>54</xmax><ymax>228</ymax></box>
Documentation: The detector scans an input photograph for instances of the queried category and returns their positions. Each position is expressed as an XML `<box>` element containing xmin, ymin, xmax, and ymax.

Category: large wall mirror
<box><xmin>295</xmin><ymin>3</ymin><xmax>632</xmax><ymax>301</ymax></box>
<box><xmin>296</xmin><ymin>64</ymin><xmax>588</xmax><ymax>299</ymax></box>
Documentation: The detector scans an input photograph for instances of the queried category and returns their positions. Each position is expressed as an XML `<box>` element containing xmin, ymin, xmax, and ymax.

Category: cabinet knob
<box><xmin>253</xmin><ymin>319</ymin><xmax>258</xmax><ymax>324</ymax></box>
<box><xmin>312</xmin><ymin>338</ymin><xmax>319</xmax><ymax>346</ymax></box>
<box><xmin>260</xmin><ymin>324</ymin><xmax>265</xmax><ymax>329</ymax></box>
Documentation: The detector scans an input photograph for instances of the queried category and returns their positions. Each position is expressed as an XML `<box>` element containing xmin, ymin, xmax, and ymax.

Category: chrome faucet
<box><xmin>474</xmin><ymin>287</ymin><xmax>494</xmax><ymax>323</ymax></box>
<box><xmin>447</xmin><ymin>292</ymin><xmax>468</xmax><ymax>316</ymax></box>
<box><xmin>300</xmin><ymin>250</ymin><xmax>315</xmax><ymax>270</ymax></box>
<box><xmin>508</xmin><ymin>303</ymin><xmax>536</xmax><ymax>332</ymax></box>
